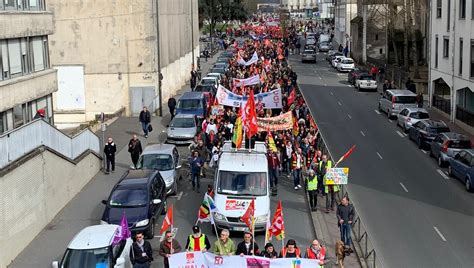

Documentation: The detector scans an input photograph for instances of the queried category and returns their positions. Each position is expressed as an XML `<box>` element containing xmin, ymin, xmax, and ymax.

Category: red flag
<box><xmin>160</xmin><ymin>206</ymin><xmax>173</xmax><ymax>234</ymax></box>
<box><xmin>241</xmin><ymin>199</ymin><xmax>255</xmax><ymax>231</ymax></box>
<box><xmin>269</xmin><ymin>200</ymin><xmax>285</xmax><ymax>240</ymax></box>
<box><xmin>244</xmin><ymin>90</ymin><xmax>258</xmax><ymax>138</ymax></box>
<box><xmin>336</xmin><ymin>145</ymin><xmax>356</xmax><ymax>166</ymax></box>
<box><xmin>287</xmin><ymin>88</ymin><xmax>296</xmax><ymax>106</ymax></box>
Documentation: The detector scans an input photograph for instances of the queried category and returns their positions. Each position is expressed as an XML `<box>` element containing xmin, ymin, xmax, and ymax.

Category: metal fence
<box><xmin>0</xmin><ymin>119</ymin><xmax>100</xmax><ymax>169</ymax></box>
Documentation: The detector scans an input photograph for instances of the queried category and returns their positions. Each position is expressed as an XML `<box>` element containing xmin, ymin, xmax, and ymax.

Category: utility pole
<box><xmin>362</xmin><ymin>4</ymin><xmax>367</xmax><ymax>63</ymax></box>
<box><xmin>191</xmin><ymin>0</ymin><xmax>195</xmax><ymax>68</ymax></box>
<box><xmin>155</xmin><ymin>0</ymin><xmax>163</xmax><ymax>116</ymax></box>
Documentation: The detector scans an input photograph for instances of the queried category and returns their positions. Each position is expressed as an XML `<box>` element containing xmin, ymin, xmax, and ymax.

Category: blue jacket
<box><xmin>190</xmin><ymin>157</ymin><xmax>203</xmax><ymax>174</ymax></box>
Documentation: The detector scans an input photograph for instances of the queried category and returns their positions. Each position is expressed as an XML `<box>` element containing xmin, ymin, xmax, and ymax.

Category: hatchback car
<box><xmin>448</xmin><ymin>149</ymin><xmax>474</xmax><ymax>191</ymax></box>
<box><xmin>347</xmin><ymin>68</ymin><xmax>367</xmax><ymax>85</ymax></box>
<box><xmin>354</xmin><ymin>74</ymin><xmax>377</xmax><ymax>91</ymax></box>
<box><xmin>430</xmin><ymin>132</ymin><xmax>471</xmax><ymax>167</ymax></box>
<box><xmin>301</xmin><ymin>49</ymin><xmax>317</xmax><ymax>63</ymax></box>
<box><xmin>200</xmin><ymin>77</ymin><xmax>218</xmax><ymax>88</ymax></box>
<box><xmin>326</xmin><ymin>50</ymin><xmax>342</xmax><ymax>62</ymax></box>
<box><xmin>101</xmin><ymin>169</ymin><xmax>167</xmax><ymax>238</ymax></box>
<box><xmin>396</xmin><ymin>108</ymin><xmax>430</xmax><ymax>132</ymax></box>
<box><xmin>52</xmin><ymin>225</ymin><xmax>132</xmax><ymax>268</ymax></box>
<box><xmin>332</xmin><ymin>56</ymin><xmax>345</xmax><ymax>68</ymax></box>
<box><xmin>318</xmin><ymin>41</ymin><xmax>332</xmax><ymax>52</ymax></box>
<box><xmin>137</xmin><ymin>143</ymin><xmax>181</xmax><ymax>195</ymax></box>
<box><xmin>336</xmin><ymin>58</ymin><xmax>355</xmax><ymax>72</ymax></box>
<box><xmin>209</xmin><ymin>67</ymin><xmax>226</xmax><ymax>75</ymax></box>
<box><xmin>408</xmin><ymin>120</ymin><xmax>450</xmax><ymax>149</ymax></box>
<box><xmin>166</xmin><ymin>114</ymin><xmax>199</xmax><ymax>145</ymax></box>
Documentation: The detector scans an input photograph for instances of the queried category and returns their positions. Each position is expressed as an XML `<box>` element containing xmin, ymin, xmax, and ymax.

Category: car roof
<box><xmin>387</xmin><ymin>89</ymin><xmax>417</xmax><ymax>96</ymax></box>
<box><xmin>440</xmin><ymin>132</ymin><xmax>470</xmax><ymax>140</ymax></box>
<box><xmin>421</xmin><ymin>120</ymin><xmax>447</xmax><ymax>127</ymax></box>
<box><xmin>68</xmin><ymin>224</ymin><xmax>119</xmax><ymax>249</ymax></box>
<box><xmin>207</xmin><ymin>73</ymin><xmax>221</xmax><ymax>76</ymax></box>
<box><xmin>120</xmin><ymin>169</ymin><xmax>159</xmax><ymax>186</ymax></box>
<box><xmin>142</xmin><ymin>143</ymin><xmax>176</xmax><ymax>155</ymax></box>
<box><xmin>180</xmin><ymin>91</ymin><xmax>204</xmax><ymax>100</ymax></box>
<box><xmin>402</xmin><ymin>107</ymin><xmax>428</xmax><ymax>113</ymax></box>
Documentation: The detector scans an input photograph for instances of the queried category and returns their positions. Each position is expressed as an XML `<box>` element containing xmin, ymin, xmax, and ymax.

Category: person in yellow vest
<box><xmin>185</xmin><ymin>225</ymin><xmax>211</xmax><ymax>252</ymax></box>
<box><xmin>305</xmin><ymin>169</ymin><xmax>319</xmax><ymax>211</ymax></box>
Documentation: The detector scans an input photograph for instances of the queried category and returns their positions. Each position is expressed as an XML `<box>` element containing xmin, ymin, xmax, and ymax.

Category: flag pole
<box><xmin>252</xmin><ymin>215</ymin><xmax>255</xmax><ymax>256</ymax></box>
<box><xmin>170</xmin><ymin>204</ymin><xmax>173</xmax><ymax>254</ymax></box>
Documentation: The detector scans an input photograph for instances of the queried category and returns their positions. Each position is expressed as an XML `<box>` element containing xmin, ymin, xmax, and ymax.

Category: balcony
<box><xmin>0</xmin><ymin>11</ymin><xmax>54</xmax><ymax>39</ymax></box>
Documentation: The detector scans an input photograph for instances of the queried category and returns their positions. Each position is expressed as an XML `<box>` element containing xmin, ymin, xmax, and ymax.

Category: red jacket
<box><xmin>305</xmin><ymin>246</ymin><xmax>326</xmax><ymax>263</ymax></box>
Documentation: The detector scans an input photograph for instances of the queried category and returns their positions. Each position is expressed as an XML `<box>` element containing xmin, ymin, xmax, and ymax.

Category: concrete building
<box><xmin>0</xmin><ymin>0</ymin><xmax>57</xmax><ymax>134</ymax></box>
<box><xmin>287</xmin><ymin>0</ymin><xmax>318</xmax><ymax>11</ymax></box>
<box><xmin>334</xmin><ymin>0</ymin><xmax>357</xmax><ymax>49</ymax></box>
<box><xmin>318</xmin><ymin>0</ymin><xmax>334</xmax><ymax>19</ymax></box>
<box><xmin>48</xmin><ymin>0</ymin><xmax>199</xmax><ymax>127</ymax></box>
<box><xmin>429</xmin><ymin>0</ymin><xmax>474</xmax><ymax>133</ymax></box>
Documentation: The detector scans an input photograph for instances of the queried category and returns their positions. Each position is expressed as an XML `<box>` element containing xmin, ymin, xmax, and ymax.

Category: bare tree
<box><xmin>403</xmin><ymin>0</ymin><xmax>409</xmax><ymax>71</ymax></box>
<box><xmin>411</xmin><ymin>0</ymin><xmax>421</xmax><ymax>79</ymax></box>
<box><xmin>388</xmin><ymin>3</ymin><xmax>400</xmax><ymax>67</ymax></box>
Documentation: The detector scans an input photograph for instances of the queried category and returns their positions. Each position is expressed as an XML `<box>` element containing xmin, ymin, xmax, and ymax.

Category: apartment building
<box><xmin>0</xmin><ymin>0</ymin><xmax>57</xmax><ymax>134</ymax></box>
<box><xmin>334</xmin><ymin>0</ymin><xmax>357</xmax><ymax>48</ymax></box>
<box><xmin>429</xmin><ymin>0</ymin><xmax>474</xmax><ymax>132</ymax></box>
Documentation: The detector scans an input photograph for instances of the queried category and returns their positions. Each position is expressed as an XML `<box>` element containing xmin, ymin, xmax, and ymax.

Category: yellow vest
<box><xmin>188</xmin><ymin>234</ymin><xmax>206</xmax><ymax>251</ymax></box>
<box><xmin>307</xmin><ymin>175</ymin><xmax>318</xmax><ymax>191</ymax></box>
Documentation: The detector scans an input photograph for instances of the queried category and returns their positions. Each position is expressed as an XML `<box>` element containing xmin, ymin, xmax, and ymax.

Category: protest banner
<box><xmin>257</xmin><ymin>111</ymin><xmax>293</xmax><ymax>132</ymax></box>
<box><xmin>237</xmin><ymin>51</ymin><xmax>259</xmax><ymax>66</ymax></box>
<box><xmin>324</xmin><ymin>168</ymin><xmax>349</xmax><ymax>185</ymax></box>
<box><xmin>210</xmin><ymin>105</ymin><xmax>224</xmax><ymax>116</ymax></box>
<box><xmin>216</xmin><ymin>85</ymin><xmax>282</xmax><ymax>109</ymax></box>
<box><xmin>169</xmin><ymin>251</ymin><xmax>319</xmax><ymax>268</ymax></box>
<box><xmin>233</xmin><ymin>75</ymin><xmax>261</xmax><ymax>87</ymax></box>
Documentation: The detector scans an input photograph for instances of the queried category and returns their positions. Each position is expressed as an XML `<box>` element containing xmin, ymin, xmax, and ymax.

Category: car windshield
<box><xmin>449</xmin><ymin>140</ymin><xmax>471</xmax><ymax>148</ymax></box>
<box><xmin>320</xmin><ymin>42</ymin><xmax>329</xmax><ymax>46</ymax></box>
<box><xmin>394</xmin><ymin>96</ymin><xmax>416</xmax><ymax>103</ymax></box>
<box><xmin>304</xmin><ymin>50</ymin><xmax>314</xmax><ymax>54</ymax></box>
<box><xmin>410</xmin><ymin>112</ymin><xmax>429</xmax><ymax>119</ymax></box>
<box><xmin>178</xmin><ymin>99</ymin><xmax>202</xmax><ymax>110</ymax></box>
<box><xmin>61</xmin><ymin>247</ymin><xmax>110</xmax><ymax>268</ymax></box>
<box><xmin>217</xmin><ymin>171</ymin><xmax>267</xmax><ymax>196</ymax></box>
<box><xmin>109</xmin><ymin>188</ymin><xmax>148</xmax><ymax>207</ymax></box>
<box><xmin>359</xmin><ymin>76</ymin><xmax>374</xmax><ymax>81</ymax></box>
<box><xmin>201</xmin><ymin>79</ymin><xmax>215</xmax><ymax>85</ymax></box>
<box><xmin>171</xmin><ymin>117</ymin><xmax>195</xmax><ymax>128</ymax></box>
<box><xmin>140</xmin><ymin>154</ymin><xmax>174</xmax><ymax>171</ymax></box>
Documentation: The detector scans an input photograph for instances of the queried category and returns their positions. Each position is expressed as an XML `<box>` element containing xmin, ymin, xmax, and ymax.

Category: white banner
<box><xmin>169</xmin><ymin>251</ymin><xmax>319</xmax><ymax>267</ymax></box>
<box><xmin>233</xmin><ymin>75</ymin><xmax>261</xmax><ymax>87</ymax></box>
<box><xmin>216</xmin><ymin>85</ymin><xmax>282</xmax><ymax>109</ymax></box>
<box><xmin>237</xmin><ymin>51</ymin><xmax>259</xmax><ymax>66</ymax></box>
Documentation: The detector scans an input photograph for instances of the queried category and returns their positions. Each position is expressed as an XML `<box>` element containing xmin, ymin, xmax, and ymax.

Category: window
<box><xmin>4</xmin><ymin>0</ymin><xmax>16</xmax><ymax>9</ymax></box>
<box><xmin>437</xmin><ymin>0</ymin><xmax>442</xmax><ymax>18</ymax></box>
<box><xmin>32</xmin><ymin>37</ymin><xmax>45</xmax><ymax>71</ymax></box>
<box><xmin>0</xmin><ymin>112</ymin><xmax>5</xmax><ymax>134</ymax></box>
<box><xmin>459</xmin><ymin>38</ymin><xmax>463</xmax><ymax>75</ymax></box>
<box><xmin>435</xmin><ymin>36</ymin><xmax>439</xmax><ymax>68</ymax></box>
<box><xmin>12</xmin><ymin>104</ymin><xmax>25</xmax><ymax>128</ymax></box>
<box><xmin>0</xmin><ymin>0</ymin><xmax>44</xmax><ymax>10</ymax></box>
<box><xmin>443</xmin><ymin>37</ymin><xmax>449</xmax><ymax>58</ymax></box>
<box><xmin>375</xmin><ymin>34</ymin><xmax>379</xmax><ymax>41</ymax></box>
<box><xmin>8</xmin><ymin>39</ymin><xmax>22</xmax><ymax>76</ymax></box>
<box><xmin>447</xmin><ymin>0</ymin><xmax>451</xmax><ymax>31</ymax></box>
<box><xmin>459</xmin><ymin>0</ymin><xmax>466</xmax><ymax>19</ymax></box>
<box><xmin>470</xmin><ymin>40</ymin><xmax>474</xmax><ymax>77</ymax></box>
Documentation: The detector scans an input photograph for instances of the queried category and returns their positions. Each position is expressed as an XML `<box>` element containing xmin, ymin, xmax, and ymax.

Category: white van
<box><xmin>319</xmin><ymin>34</ymin><xmax>330</xmax><ymax>43</ymax></box>
<box><xmin>213</xmin><ymin>142</ymin><xmax>270</xmax><ymax>233</ymax></box>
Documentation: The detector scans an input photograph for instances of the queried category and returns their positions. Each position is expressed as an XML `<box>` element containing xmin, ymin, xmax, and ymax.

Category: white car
<box><xmin>337</xmin><ymin>58</ymin><xmax>355</xmax><ymax>72</ymax></box>
<box><xmin>397</xmin><ymin>108</ymin><xmax>430</xmax><ymax>132</ymax></box>
<box><xmin>200</xmin><ymin>76</ymin><xmax>218</xmax><ymax>88</ymax></box>
<box><xmin>355</xmin><ymin>75</ymin><xmax>378</xmax><ymax>91</ymax></box>
<box><xmin>207</xmin><ymin>73</ymin><xmax>223</xmax><ymax>84</ymax></box>
<box><xmin>332</xmin><ymin>56</ymin><xmax>345</xmax><ymax>68</ymax></box>
<box><xmin>52</xmin><ymin>225</ymin><xmax>132</xmax><ymax>268</ymax></box>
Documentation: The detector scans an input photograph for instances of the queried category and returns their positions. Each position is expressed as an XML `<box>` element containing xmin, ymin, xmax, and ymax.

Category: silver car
<box><xmin>430</xmin><ymin>132</ymin><xmax>471</xmax><ymax>167</ymax></box>
<box><xmin>136</xmin><ymin>143</ymin><xmax>181</xmax><ymax>195</ymax></box>
<box><xmin>318</xmin><ymin>41</ymin><xmax>332</xmax><ymax>52</ymax></box>
<box><xmin>166</xmin><ymin>114</ymin><xmax>198</xmax><ymax>144</ymax></box>
<box><xmin>378</xmin><ymin>89</ymin><xmax>417</xmax><ymax>118</ymax></box>
<box><xmin>301</xmin><ymin>49</ymin><xmax>317</xmax><ymax>63</ymax></box>
<box><xmin>396</xmin><ymin>107</ymin><xmax>430</xmax><ymax>132</ymax></box>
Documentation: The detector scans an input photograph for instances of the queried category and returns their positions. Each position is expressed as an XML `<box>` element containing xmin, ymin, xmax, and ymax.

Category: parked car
<box><xmin>206</xmin><ymin>72</ymin><xmax>224</xmax><ymax>85</ymax></box>
<box><xmin>326</xmin><ymin>50</ymin><xmax>341</xmax><ymax>62</ymax></box>
<box><xmin>306</xmin><ymin>36</ymin><xmax>316</xmax><ymax>46</ymax></box>
<box><xmin>52</xmin><ymin>225</ymin><xmax>132</xmax><ymax>268</ymax></box>
<box><xmin>430</xmin><ymin>132</ymin><xmax>471</xmax><ymax>167</ymax></box>
<box><xmin>408</xmin><ymin>120</ymin><xmax>450</xmax><ymax>149</ymax></box>
<box><xmin>213</xmin><ymin>62</ymin><xmax>229</xmax><ymax>71</ymax></box>
<box><xmin>301</xmin><ymin>49</ymin><xmax>317</xmax><ymax>63</ymax></box>
<box><xmin>166</xmin><ymin>114</ymin><xmax>199</xmax><ymax>145</ymax></box>
<box><xmin>318</xmin><ymin>41</ymin><xmax>332</xmax><ymax>52</ymax></box>
<box><xmin>200</xmin><ymin>76</ymin><xmax>218</xmax><ymax>88</ymax></box>
<box><xmin>331</xmin><ymin>55</ymin><xmax>345</xmax><ymax>68</ymax></box>
<box><xmin>397</xmin><ymin>108</ymin><xmax>430</xmax><ymax>132</ymax></box>
<box><xmin>378</xmin><ymin>89</ymin><xmax>418</xmax><ymax>118</ymax></box>
<box><xmin>347</xmin><ymin>68</ymin><xmax>367</xmax><ymax>85</ymax></box>
<box><xmin>216</xmin><ymin>57</ymin><xmax>229</xmax><ymax>64</ymax></box>
<box><xmin>448</xmin><ymin>149</ymin><xmax>474</xmax><ymax>192</ymax></box>
<box><xmin>336</xmin><ymin>57</ymin><xmax>355</xmax><ymax>72</ymax></box>
<box><xmin>176</xmin><ymin>91</ymin><xmax>208</xmax><ymax>119</ymax></box>
<box><xmin>209</xmin><ymin>67</ymin><xmax>226</xmax><ymax>75</ymax></box>
<box><xmin>354</xmin><ymin>74</ymin><xmax>377</xmax><ymax>91</ymax></box>
<box><xmin>101</xmin><ymin>169</ymin><xmax>167</xmax><ymax>238</ymax></box>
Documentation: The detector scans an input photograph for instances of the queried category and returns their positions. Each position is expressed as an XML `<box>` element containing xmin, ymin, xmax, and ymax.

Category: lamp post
<box><xmin>191</xmin><ymin>0</ymin><xmax>195</xmax><ymax>68</ymax></box>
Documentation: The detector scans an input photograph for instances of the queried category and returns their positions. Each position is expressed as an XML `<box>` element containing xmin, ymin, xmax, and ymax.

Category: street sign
<box><xmin>324</xmin><ymin>167</ymin><xmax>349</xmax><ymax>185</ymax></box>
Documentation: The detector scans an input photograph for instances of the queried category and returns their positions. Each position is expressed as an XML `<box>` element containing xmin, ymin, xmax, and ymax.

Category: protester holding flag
<box><xmin>212</xmin><ymin>229</ymin><xmax>236</xmax><ymax>256</ymax></box>
<box><xmin>158</xmin><ymin>230</ymin><xmax>182</xmax><ymax>268</ymax></box>
<box><xmin>185</xmin><ymin>225</ymin><xmax>211</xmax><ymax>252</ymax></box>
<box><xmin>129</xmin><ymin>232</ymin><xmax>153</xmax><ymax>268</ymax></box>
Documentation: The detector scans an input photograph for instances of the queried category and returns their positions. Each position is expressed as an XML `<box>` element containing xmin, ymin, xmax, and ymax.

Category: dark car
<box><xmin>327</xmin><ymin>51</ymin><xmax>343</xmax><ymax>62</ymax></box>
<box><xmin>430</xmin><ymin>132</ymin><xmax>471</xmax><ymax>167</ymax></box>
<box><xmin>101</xmin><ymin>169</ymin><xmax>167</xmax><ymax>239</ymax></box>
<box><xmin>209</xmin><ymin>67</ymin><xmax>226</xmax><ymax>75</ymax></box>
<box><xmin>448</xmin><ymin>149</ymin><xmax>474</xmax><ymax>192</ymax></box>
<box><xmin>408</xmin><ymin>120</ymin><xmax>450</xmax><ymax>149</ymax></box>
<box><xmin>348</xmin><ymin>68</ymin><xmax>368</xmax><ymax>85</ymax></box>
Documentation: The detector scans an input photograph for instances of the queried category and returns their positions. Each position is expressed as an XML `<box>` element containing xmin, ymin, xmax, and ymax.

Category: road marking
<box><xmin>396</xmin><ymin>130</ymin><xmax>404</xmax><ymax>138</ymax></box>
<box><xmin>433</xmin><ymin>227</ymin><xmax>447</xmax><ymax>242</ymax></box>
<box><xmin>330</xmin><ymin>92</ymin><xmax>334</xmax><ymax>96</ymax></box>
<box><xmin>319</xmin><ymin>77</ymin><xmax>322</xmax><ymax>80</ymax></box>
<box><xmin>177</xmin><ymin>191</ymin><xmax>183</xmax><ymax>200</ymax></box>
<box><xmin>421</xmin><ymin>149</ymin><xmax>427</xmax><ymax>154</ymax></box>
<box><xmin>347</xmin><ymin>84</ymin><xmax>352</xmax><ymax>87</ymax></box>
<box><xmin>360</xmin><ymin>130</ymin><xmax>365</xmax><ymax>137</ymax></box>
<box><xmin>347</xmin><ymin>114</ymin><xmax>352</xmax><ymax>119</ymax></box>
<box><xmin>376</xmin><ymin>152</ymin><xmax>383</xmax><ymax>159</ymax></box>
<box><xmin>324</xmin><ymin>83</ymin><xmax>328</xmax><ymax>86</ymax></box>
<box><xmin>437</xmin><ymin>169</ymin><xmax>450</xmax><ymax>180</ymax></box>
<box><xmin>399</xmin><ymin>182</ymin><xmax>409</xmax><ymax>192</ymax></box>
<box><xmin>374</xmin><ymin>110</ymin><xmax>381</xmax><ymax>115</ymax></box>
<box><xmin>338</xmin><ymin>101</ymin><xmax>342</xmax><ymax>106</ymax></box>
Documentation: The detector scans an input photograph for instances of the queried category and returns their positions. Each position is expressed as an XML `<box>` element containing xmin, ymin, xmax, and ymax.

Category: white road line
<box><xmin>396</xmin><ymin>130</ymin><xmax>404</xmax><ymax>138</ymax></box>
<box><xmin>399</xmin><ymin>182</ymin><xmax>409</xmax><ymax>192</ymax></box>
<box><xmin>330</xmin><ymin>92</ymin><xmax>334</xmax><ymax>96</ymax></box>
<box><xmin>433</xmin><ymin>227</ymin><xmax>447</xmax><ymax>242</ymax></box>
<box><xmin>421</xmin><ymin>149</ymin><xmax>427</xmax><ymax>154</ymax></box>
<box><xmin>374</xmin><ymin>110</ymin><xmax>381</xmax><ymax>115</ymax></box>
<box><xmin>388</xmin><ymin>119</ymin><xmax>393</xmax><ymax>123</ymax></box>
<box><xmin>347</xmin><ymin>84</ymin><xmax>352</xmax><ymax>87</ymax></box>
<box><xmin>360</xmin><ymin>130</ymin><xmax>365</xmax><ymax>137</ymax></box>
<box><xmin>376</xmin><ymin>152</ymin><xmax>383</xmax><ymax>159</ymax></box>
<box><xmin>338</xmin><ymin>101</ymin><xmax>342</xmax><ymax>106</ymax></box>
<box><xmin>319</xmin><ymin>77</ymin><xmax>322</xmax><ymax>80</ymax></box>
<box><xmin>324</xmin><ymin>83</ymin><xmax>328</xmax><ymax>86</ymax></box>
<box><xmin>347</xmin><ymin>114</ymin><xmax>352</xmax><ymax>119</ymax></box>
<box><xmin>177</xmin><ymin>191</ymin><xmax>183</xmax><ymax>200</ymax></box>
<box><xmin>402</xmin><ymin>132</ymin><xmax>408</xmax><ymax>137</ymax></box>
<box><xmin>437</xmin><ymin>169</ymin><xmax>450</xmax><ymax>180</ymax></box>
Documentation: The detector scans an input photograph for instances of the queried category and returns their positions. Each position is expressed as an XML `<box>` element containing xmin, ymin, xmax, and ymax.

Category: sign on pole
<box><xmin>324</xmin><ymin>168</ymin><xmax>349</xmax><ymax>185</ymax></box>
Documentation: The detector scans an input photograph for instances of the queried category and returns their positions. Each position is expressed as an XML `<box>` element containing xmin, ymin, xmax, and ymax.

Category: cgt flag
<box><xmin>160</xmin><ymin>205</ymin><xmax>173</xmax><ymax>234</ymax></box>
<box><xmin>336</xmin><ymin>145</ymin><xmax>356</xmax><ymax>166</ymax></box>
<box><xmin>269</xmin><ymin>200</ymin><xmax>285</xmax><ymax>240</ymax></box>
<box><xmin>240</xmin><ymin>199</ymin><xmax>255</xmax><ymax>231</ymax></box>
<box><xmin>244</xmin><ymin>90</ymin><xmax>258</xmax><ymax>138</ymax></box>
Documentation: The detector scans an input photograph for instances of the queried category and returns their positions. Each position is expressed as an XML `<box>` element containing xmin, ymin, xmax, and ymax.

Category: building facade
<box><xmin>287</xmin><ymin>0</ymin><xmax>318</xmax><ymax>11</ymax></box>
<box><xmin>0</xmin><ymin>0</ymin><xmax>57</xmax><ymax>134</ymax></box>
<box><xmin>429</xmin><ymin>0</ymin><xmax>474</xmax><ymax>132</ymax></box>
<box><xmin>48</xmin><ymin>0</ymin><xmax>199</xmax><ymax>127</ymax></box>
<box><xmin>334</xmin><ymin>0</ymin><xmax>357</xmax><ymax>49</ymax></box>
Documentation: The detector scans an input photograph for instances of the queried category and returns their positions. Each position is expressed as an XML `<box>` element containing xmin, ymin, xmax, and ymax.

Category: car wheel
<box><xmin>161</xmin><ymin>200</ymin><xmax>167</xmax><ymax>215</ymax></box>
<box><xmin>387</xmin><ymin>109</ymin><xmax>391</xmax><ymax>118</ymax></box>
<box><xmin>403</xmin><ymin>123</ymin><xmax>409</xmax><ymax>133</ymax></box>
<box><xmin>438</xmin><ymin>156</ymin><xmax>445</xmax><ymax>167</ymax></box>
<box><xmin>378</xmin><ymin>103</ymin><xmax>382</xmax><ymax>112</ymax></box>
<box><xmin>448</xmin><ymin>165</ymin><xmax>453</xmax><ymax>177</ymax></box>
<box><xmin>417</xmin><ymin>136</ymin><xmax>423</xmax><ymax>149</ymax></box>
<box><xmin>173</xmin><ymin>182</ymin><xmax>178</xmax><ymax>195</ymax></box>
<box><xmin>146</xmin><ymin>220</ymin><xmax>155</xmax><ymax>239</ymax></box>
<box><xmin>466</xmin><ymin>178</ymin><xmax>472</xmax><ymax>192</ymax></box>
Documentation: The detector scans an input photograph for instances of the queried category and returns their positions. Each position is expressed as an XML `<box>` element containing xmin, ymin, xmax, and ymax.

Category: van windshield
<box><xmin>61</xmin><ymin>247</ymin><xmax>110</xmax><ymax>268</ymax></box>
<box><xmin>178</xmin><ymin>99</ymin><xmax>202</xmax><ymax>110</ymax></box>
<box><xmin>217</xmin><ymin>171</ymin><xmax>267</xmax><ymax>196</ymax></box>
<box><xmin>394</xmin><ymin>96</ymin><xmax>416</xmax><ymax>103</ymax></box>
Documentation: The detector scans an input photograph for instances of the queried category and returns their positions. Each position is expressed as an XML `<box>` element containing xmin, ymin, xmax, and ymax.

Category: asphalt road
<box><xmin>292</xmin><ymin>52</ymin><xmax>474</xmax><ymax>267</ymax></box>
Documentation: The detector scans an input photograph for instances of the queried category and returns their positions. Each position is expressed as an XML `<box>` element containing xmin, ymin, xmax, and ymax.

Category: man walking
<box><xmin>337</xmin><ymin>196</ymin><xmax>355</xmax><ymax>254</ymax></box>
<box><xmin>104</xmin><ymin>137</ymin><xmax>117</xmax><ymax>173</ymax></box>
<box><xmin>128</xmin><ymin>134</ymin><xmax>143</xmax><ymax>169</ymax></box>
<box><xmin>158</xmin><ymin>230</ymin><xmax>182</xmax><ymax>268</ymax></box>
<box><xmin>190</xmin><ymin>65</ymin><xmax>198</xmax><ymax>91</ymax></box>
<box><xmin>305</xmin><ymin>169</ymin><xmax>318</xmax><ymax>211</ymax></box>
<box><xmin>168</xmin><ymin>96</ymin><xmax>177</xmax><ymax>120</ymax></box>
<box><xmin>130</xmin><ymin>232</ymin><xmax>153</xmax><ymax>268</ymax></box>
<box><xmin>139</xmin><ymin>107</ymin><xmax>151</xmax><ymax>138</ymax></box>
<box><xmin>267</xmin><ymin>150</ymin><xmax>280</xmax><ymax>190</ymax></box>
<box><xmin>291</xmin><ymin>148</ymin><xmax>303</xmax><ymax>190</ymax></box>
<box><xmin>190</xmin><ymin>151</ymin><xmax>204</xmax><ymax>193</ymax></box>
<box><xmin>185</xmin><ymin>225</ymin><xmax>211</xmax><ymax>252</ymax></box>
<box><xmin>317</xmin><ymin>155</ymin><xmax>331</xmax><ymax>192</ymax></box>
